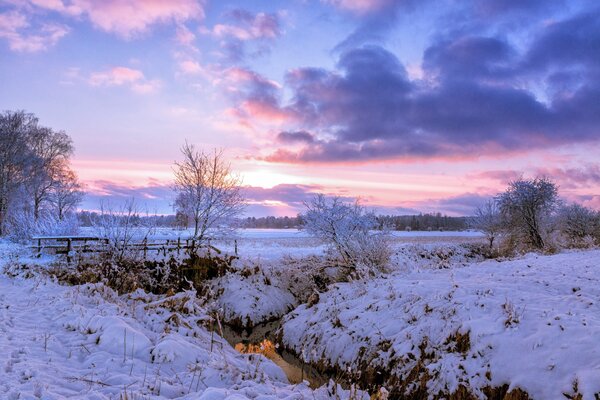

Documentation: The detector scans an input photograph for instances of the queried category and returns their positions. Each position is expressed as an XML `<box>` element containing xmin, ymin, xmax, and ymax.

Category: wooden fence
<box><xmin>31</xmin><ymin>236</ymin><xmax>237</xmax><ymax>261</ymax></box>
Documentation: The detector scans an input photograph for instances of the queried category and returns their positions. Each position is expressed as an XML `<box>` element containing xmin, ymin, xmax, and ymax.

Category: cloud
<box><xmin>178</xmin><ymin>60</ymin><xmax>204</xmax><ymax>75</ymax></box>
<box><xmin>221</xmin><ymin>67</ymin><xmax>291</xmax><ymax>124</ymax></box>
<box><xmin>23</xmin><ymin>0</ymin><xmax>205</xmax><ymax>39</ymax></box>
<box><xmin>81</xmin><ymin>180</ymin><xmax>174</xmax><ymax>214</ymax></box>
<box><xmin>277</xmin><ymin>131</ymin><xmax>315</xmax><ymax>144</ymax></box>
<box><xmin>88</xmin><ymin>66</ymin><xmax>161</xmax><ymax>94</ymax></box>
<box><xmin>473</xmin><ymin>165</ymin><xmax>600</xmax><ymax>190</ymax></box>
<box><xmin>405</xmin><ymin>193</ymin><xmax>491</xmax><ymax>216</ymax></box>
<box><xmin>204</xmin><ymin>8</ymin><xmax>283</xmax><ymax>62</ymax></box>
<box><xmin>224</xmin><ymin>7</ymin><xmax>600</xmax><ymax>164</ymax></box>
<box><xmin>0</xmin><ymin>10</ymin><xmax>69</xmax><ymax>52</ymax></box>
<box><xmin>243</xmin><ymin>184</ymin><xmax>321</xmax><ymax>205</ymax></box>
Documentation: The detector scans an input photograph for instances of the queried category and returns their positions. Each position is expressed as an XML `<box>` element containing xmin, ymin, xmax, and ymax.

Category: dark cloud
<box><xmin>226</xmin><ymin>6</ymin><xmax>600</xmax><ymax>163</ymax></box>
<box><xmin>422</xmin><ymin>35</ymin><xmax>516</xmax><ymax>81</ymax></box>
<box><xmin>277</xmin><ymin>131</ymin><xmax>315</xmax><ymax>144</ymax></box>
<box><xmin>524</xmin><ymin>7</ymin><xmax>600</xmax><ymax>74</ymax></box>
<box><xmin>474</xmin><ymin>0</ymin><xmax>565</xmax><ymax>17</ymax></box>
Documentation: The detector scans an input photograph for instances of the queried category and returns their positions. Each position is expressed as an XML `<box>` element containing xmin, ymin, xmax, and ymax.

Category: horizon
<box><xmin>1</xmin><ymin>0</ymin><xmax>599</xmax><ymax>217</ymax></box>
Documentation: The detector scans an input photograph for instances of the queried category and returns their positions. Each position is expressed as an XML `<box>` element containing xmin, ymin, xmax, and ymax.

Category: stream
<box><xmin>220</xmin><ymin>320</ymin><xmax>329</xmax><ymax>388</ymax></box>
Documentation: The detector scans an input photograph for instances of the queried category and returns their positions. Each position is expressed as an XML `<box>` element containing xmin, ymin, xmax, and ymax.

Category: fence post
<box><xmin>143</xmin><ymin>238</ymin><xmax>147</xmax><ymax>259</ymax></box>
<box><xmin>234</xmin><ymin>239</ymin><xmax>238</xmax><ymax>256</ymax></box>
<box><xmin>66</xmin><ymin>238</ymin><xmax>72</xmax><ymax>263</ymax></box>
<box><xmin>37</xmin><ymin>238</ymin><xmax>42</xmax><ymax>258</ymax></box>
<box><xmin>177</xmin><ymin>237</ymin><xmax>181</xmax><ymax>255</ymax></box>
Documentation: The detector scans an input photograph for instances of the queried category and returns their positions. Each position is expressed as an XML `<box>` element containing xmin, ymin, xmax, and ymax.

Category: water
<box><xmin>220</xmin><ymin>320</ymin><xmax>328</xmax><ymax>388</ymax></box>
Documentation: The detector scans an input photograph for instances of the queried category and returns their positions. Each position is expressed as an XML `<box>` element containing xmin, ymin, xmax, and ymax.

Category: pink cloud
<box><xmin>178</xmin><ymin>60</ymin><xmax>204</xmax><ymax>75</ymax></box>
<box><xmin>89</xmin><ymin>66</ymin><xmax>161</xmax><ymax>93</ymax></box>
<box><xmin>24</xmin><ymin>0</ymin><xmax>205</xmax><ymax>38</ymax></box>
<box><xmin>0</xmin><ymin>11</ymin><xmax>69</xmax><ymax>52</ymax></box>
<box><xmin>175</xmin><ymin>23</ymin><xmax>195</xmax><ymax>45</ymax></box>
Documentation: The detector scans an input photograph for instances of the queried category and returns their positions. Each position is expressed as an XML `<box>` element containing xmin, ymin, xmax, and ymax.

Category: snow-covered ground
<box><xmin>281</xmin><ymin>250</ymin><xmax>600</xmax><ymax>398</ymax></box>
<box><xmin>5</xmin><ymin>233</ymin><xmax>600</xmax><ymax>399</ymax></box>
<box><xmin>0</xmin><ymin>241</ymin><xmax>367</xmax><ymax>399</ymax></box>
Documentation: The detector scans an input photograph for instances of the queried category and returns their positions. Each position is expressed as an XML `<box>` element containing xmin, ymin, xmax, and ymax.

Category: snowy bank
<box><xmin>281</xmin><ymin>250</ymin><xmax>600</xmax><ymax>398</ymax></box>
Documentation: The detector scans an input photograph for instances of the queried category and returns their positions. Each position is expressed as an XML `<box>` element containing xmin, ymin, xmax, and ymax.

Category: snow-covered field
<box><xmin>2</xmin><ymin>233</ymin><xmax>600</xmax><ymax>399</ymax></box>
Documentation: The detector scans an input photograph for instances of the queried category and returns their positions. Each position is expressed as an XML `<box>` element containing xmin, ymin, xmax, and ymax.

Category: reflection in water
<box><xmin>235</xmin><ymin>339</ymin><xmax>306</xmax><ymax>384</ymax></box>
<box><xmin>221</xmin><ymin>322</ymin><xmax>327</xmax><ymax>388</ymax></box>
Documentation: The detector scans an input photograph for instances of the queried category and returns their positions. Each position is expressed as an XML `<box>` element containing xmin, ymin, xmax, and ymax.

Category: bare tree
<box><xmin>303</xmin><ymin>194</ymin><xmax>391</xmax><ymax>277</ymax></box>
<box><xmin>497</xmin><ymin>177</ymin><xmax>559</xmax><ymax>249</ymax></box>
<box><xmin>26</xmin><ymin>126</ymin><xmax>73</xmax><ymax>220</ymax></box>
<box><xmin>0</xmin><ymin>110</ymin><xmax>83</xmax><ymax>238</ymax></box>
<box><xmin>173</xmin><ymin>143</ymin><xmax>245</xmax><ymax>244</ymax></box>
<box><xmin>50</xmin><ymin>167</ymin><xmax>84</xmax><ymax>221</ymax></box>
<box><xmin>473</xmin><ymin>199</ymin><xmax>503</xmax><ymax>250</ymax></box>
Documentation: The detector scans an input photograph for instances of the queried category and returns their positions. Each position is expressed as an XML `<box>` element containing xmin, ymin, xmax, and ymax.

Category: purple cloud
<box><xmin>223</xmin><ymin>6</ymin><xmax>600</xmax><ymax>164</ymax></box>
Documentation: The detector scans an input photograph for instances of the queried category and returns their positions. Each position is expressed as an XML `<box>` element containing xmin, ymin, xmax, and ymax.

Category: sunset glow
<box><xmin>1</xmin><ymin>0</ymin><xmax>599</xmax><ymax>216</ymax></box>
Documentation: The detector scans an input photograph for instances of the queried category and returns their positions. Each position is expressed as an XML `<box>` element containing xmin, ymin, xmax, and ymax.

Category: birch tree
<box><xmin>173</xmin><ymin>143</ymin><xmax>245</xmax><ymax>245</ymax></box>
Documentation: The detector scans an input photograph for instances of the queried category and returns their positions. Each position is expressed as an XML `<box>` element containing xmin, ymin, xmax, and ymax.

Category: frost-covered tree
<box><xmin>302</xmin><ymin>194</ymin><xmax>390</xmax><ymax>276</ymax></box>
<box><xmin>0</xmin><ymin>110</ymin><xmax>83</xmax><ymax>238</ymax></box>
<box><xmin>497</xmin><ymin>177</ymin><xmax>559</xmax><ymax>249</ymax></box>
<box><xmin>173</xmin><ymin>143</ymin><xmax>244</xmax><ymax>244</ymax></box>
<box><xmin>473</xmin><ymin>199</ymin><xmax>503</xmax><ymax>250</ymax></box>
<box><xmin>0</xmin><ymin>111</ymin><xmax>36</xmax><ymax>236</ymax></box>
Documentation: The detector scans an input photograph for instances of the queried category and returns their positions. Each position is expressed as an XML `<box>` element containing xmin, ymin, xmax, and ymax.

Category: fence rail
<box><xmin>31</xmin><ymin>236</ymin><xmax>237</xmax><ymax>261</ymax></box>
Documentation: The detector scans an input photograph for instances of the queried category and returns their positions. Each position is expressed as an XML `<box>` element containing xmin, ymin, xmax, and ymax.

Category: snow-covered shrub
<box><xmin>556</xmin><ymin>203</ymin><xmax>598</xmax><ymax>248</ymax></box>
<box><xmin>302</xmin><ymin>194</ymin><xmax>391</xmax><ymax>277</ymax></box>
<box><xmin>6</xmin><ymin>208</ymin><xmax>79</xmax><ymax>241</ymax></box>
<box><xmin>497</xmin><ymin>177</ymin><xmax>559</xmax><ymax>251</ymax></box>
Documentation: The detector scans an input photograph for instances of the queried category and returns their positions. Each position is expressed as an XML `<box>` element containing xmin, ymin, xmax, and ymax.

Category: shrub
<box><xmin>556</xmin><ymin>203</ymin><xmax>598</xmax><ymax>248</ymax></box>
<box><xmin>302</xmin><ymin>194</ymin><xmax>391</xmax><ymax>278</ymax></box>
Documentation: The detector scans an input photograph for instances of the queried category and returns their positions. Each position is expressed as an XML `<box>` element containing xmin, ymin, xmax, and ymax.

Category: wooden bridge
<box><xmin>31</xmin><ymin>235</ymin><xmax>237</xmax><ymax>261</ymax></box>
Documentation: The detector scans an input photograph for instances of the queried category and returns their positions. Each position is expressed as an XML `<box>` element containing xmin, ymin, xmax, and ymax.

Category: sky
<box><xmin>1</xmin><ymin>0</ymin><xmax>599</xmax><ymax>217</ymax></box>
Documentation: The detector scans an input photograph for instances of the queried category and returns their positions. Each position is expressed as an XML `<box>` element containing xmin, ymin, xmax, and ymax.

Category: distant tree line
<box><xmin>0</xmin><ymin>110</ymin><xmax>83</xmax><ymax>238</ymax></box>
<box><xmin>376</xmin><ymin>213</ymin><xmax>468</xmax><ymax>231</ymax></box>
<box><xmin>241</xmin><ymin>215</ymin><xmax>304</xmax><ymax>229</ymax></box>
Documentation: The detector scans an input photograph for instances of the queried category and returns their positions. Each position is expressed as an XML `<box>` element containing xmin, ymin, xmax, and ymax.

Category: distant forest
<box><xmin>78</xmin><ymin>211</ymin><xmax>469</xmax><ymax>231</ymax></box>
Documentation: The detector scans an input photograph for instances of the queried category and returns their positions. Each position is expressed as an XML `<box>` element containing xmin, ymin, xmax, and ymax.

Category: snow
<box><xmin>0</xmin><ymin>240</ymin><xmax>367</xmax><ymax>399</ymax></box>
<box><xmin>281</xmin><ymin>250</ymin><xmax>600</xmax><ymax>398</ymax></box>
<box><xmin>5</xmin><ymin>231</ymin><xmax>600</xmax><ymax>399</ymax></box>
<box><xmin>209</xmin><ymin>271</ymin><xmax>297</xmax><ymax>328</ymax></box>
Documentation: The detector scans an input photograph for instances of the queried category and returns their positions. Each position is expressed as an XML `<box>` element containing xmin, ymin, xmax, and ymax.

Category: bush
<box><xmin>7</xmin><ymin>208</ymin><xmax>79</xmax><ymax>242</ymax></box>
<box><xmin>556</xmin><ymin>204</ymin><xmax>597</xmax><ymax>247</ymax></box>
<box><xmin>497</xmin><ymin>177</ymin><xmax>559</xmax><ymax>251</ymax></box>
<box><xmin>302</xmin><ymin>194</ymin><xmax>391</xmax><ymax>278</ymax></box>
